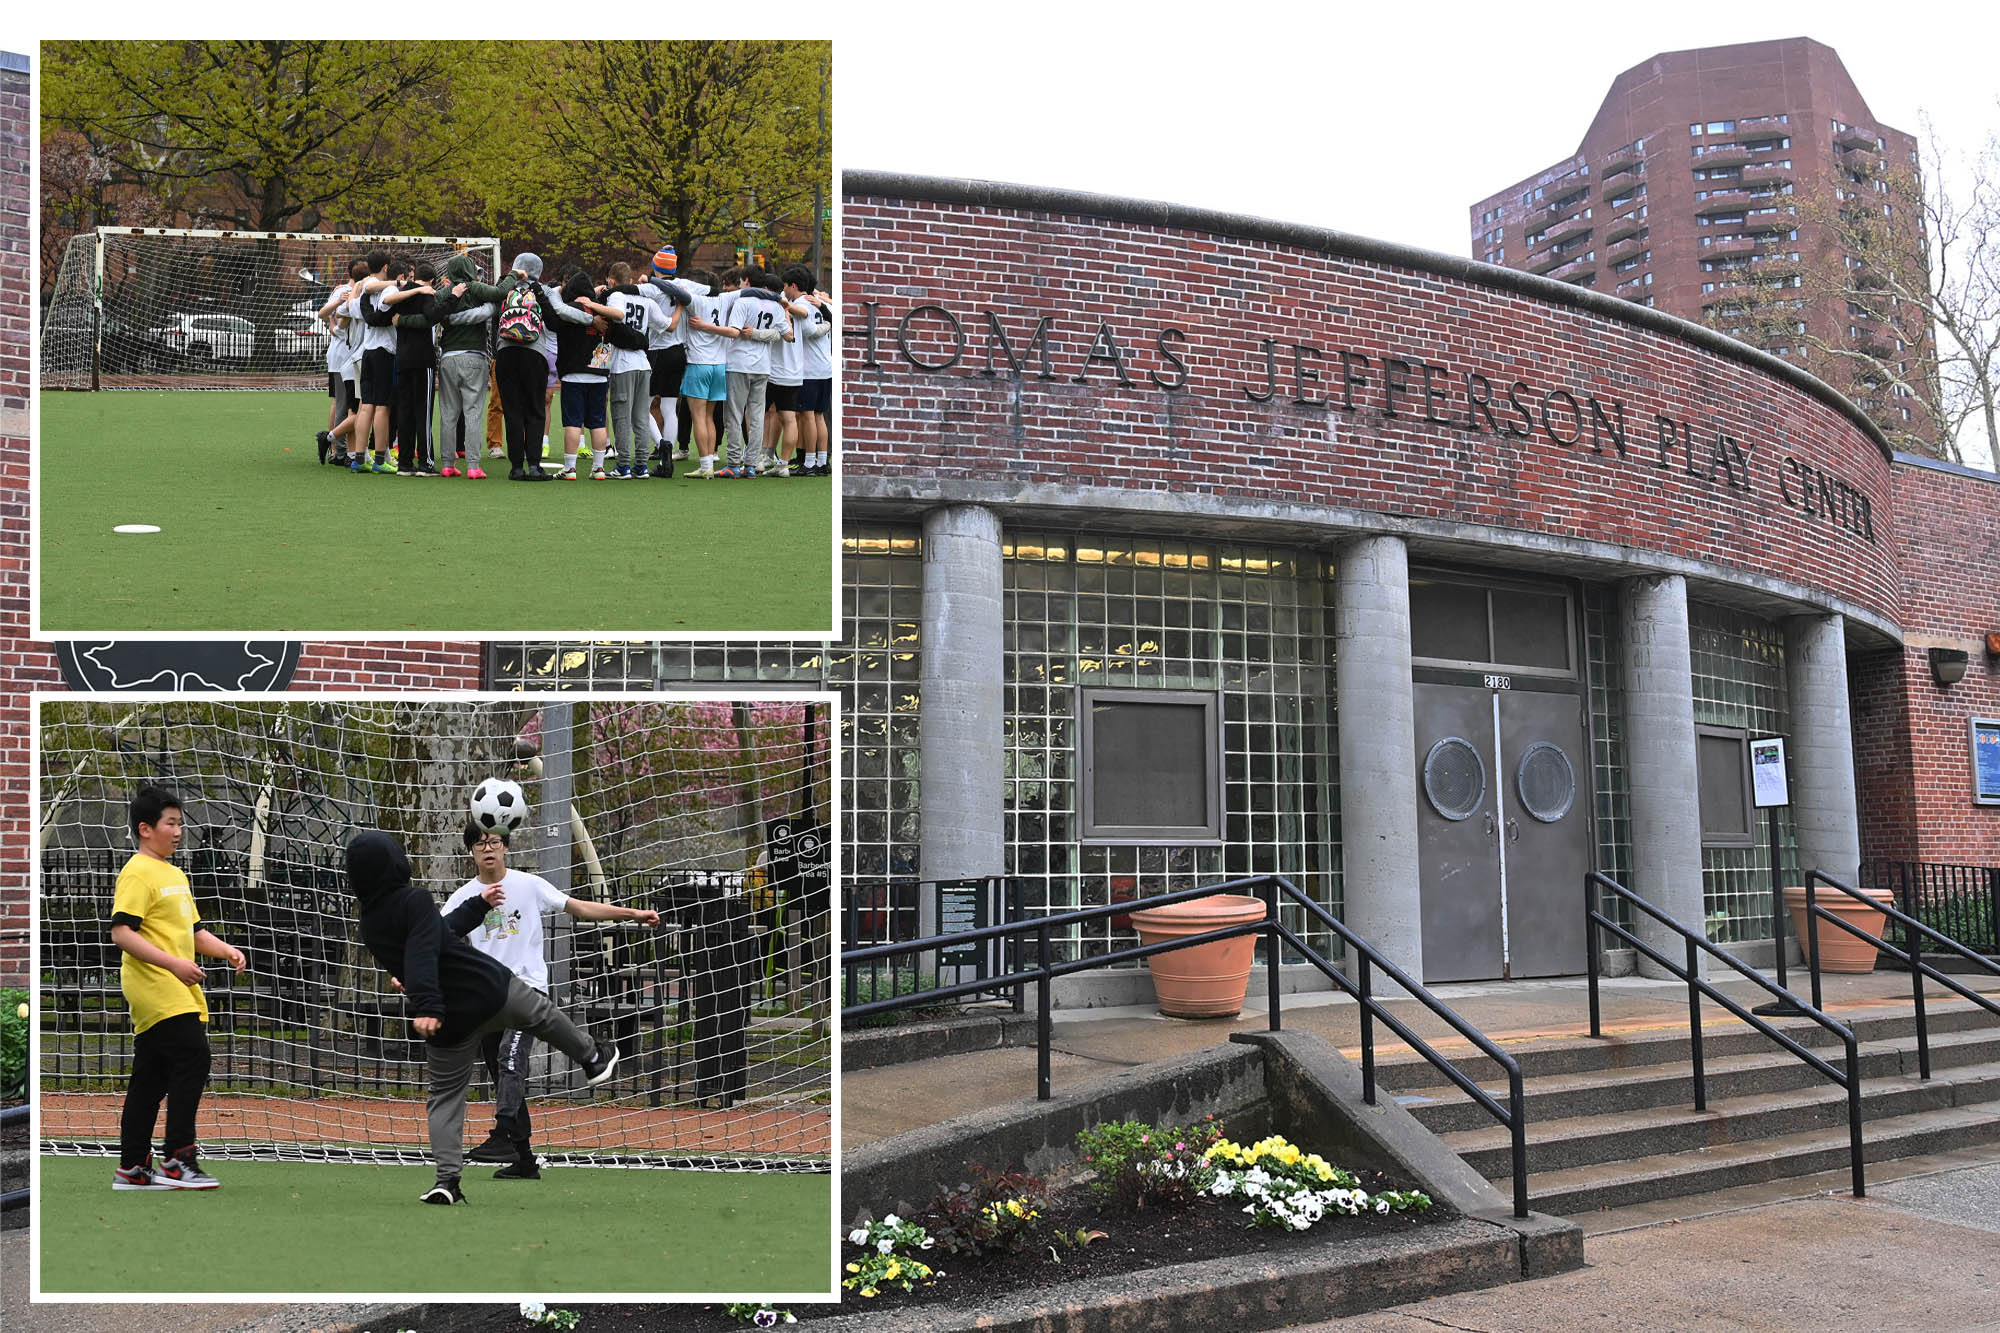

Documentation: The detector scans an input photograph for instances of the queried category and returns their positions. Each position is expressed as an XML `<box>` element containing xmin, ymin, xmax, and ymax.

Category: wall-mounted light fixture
<box><xmin>1985</xmin><ymin>632</ymin><xmax>2000</xmax><ymax>659</ymax></box>
<box><xmin>1929</xmin><ymin>647</ymin><xmax>1970</xmax><ymax>687</ymax></box>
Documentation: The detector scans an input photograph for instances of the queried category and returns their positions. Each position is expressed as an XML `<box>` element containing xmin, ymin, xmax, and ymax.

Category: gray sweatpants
<box><xmin>438</xmin><ymin>354</ymin><xmax>490</xmax><ymax>463</ymax></box>
<box><xmin>608</xmin><ymin>368</ymin><xmax>651</xmax><ymax>472</ymax></box>
<box><xmin>725</xmin><ymin>370</ymin><xmax>768</xmax><ymax>471</ymax></box>
<box><xmin>425</xmin><ymin>976</ymin><xmax>595</xmax><ymax>1183</ymax></box>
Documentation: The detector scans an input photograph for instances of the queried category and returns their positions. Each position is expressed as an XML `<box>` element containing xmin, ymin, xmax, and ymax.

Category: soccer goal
<box><xmin>36</xmin><ymin>698</ymin><xmax>833</xmax><ymax>1174</ymax></box>
<box><xmin>40</xmin><ymin>228</ymin><xmax>502</xmax><ymax>391</ymax></box>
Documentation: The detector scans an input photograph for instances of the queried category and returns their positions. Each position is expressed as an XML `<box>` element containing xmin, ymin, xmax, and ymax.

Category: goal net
<box><xmin>40</xmin><ymin>228</ymin><xmax>502</xmax><ymax>391</ymax></box>
<box><xmin>36</xmin><ymin>698</ymin><xmax>833</xmax><ymax>1173</ymax></box>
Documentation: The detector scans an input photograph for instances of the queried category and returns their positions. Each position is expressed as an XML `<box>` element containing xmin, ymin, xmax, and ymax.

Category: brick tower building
<box><xmin>1470</xmin><ymin>38</ymin><xmax>1935</xmax><ymax>452</ymax></box>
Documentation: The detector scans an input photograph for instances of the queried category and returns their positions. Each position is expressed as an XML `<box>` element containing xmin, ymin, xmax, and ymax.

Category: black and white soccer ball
<box><xmin>470</xmin><ymin>777</ymin><xmax>527</xmax><ymax>832</ymax></box>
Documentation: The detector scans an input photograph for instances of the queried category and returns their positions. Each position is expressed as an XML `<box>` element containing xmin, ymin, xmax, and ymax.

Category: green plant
<box><xmin>0</xmin><ymin>989</ymin><xmax>26</xmax><ymax>1102</ymax></box>
<box><xmin>517</xmin><ymin>1302</ymin><xmax>579</xmax><ymax>1330</ymax></box>
<box><xmin>1203</xmin><ymin>1135</ymin><xmax>1433</xmax><ymax>1231</ymax></box>
<box><xmin>920</xmin><ymin>1167</ymin><xmax>1047</xmax><ymax>1260</ymax></box>
<box><xmin>843</xmin><ymin>1214</ymin><xmax>939</xmax><ymax>1298</ymax></box>
<box><xmin>1074</xmin><ymin>1115</ymin><xmax>1225</xmax><ymax>1212</ymax></box>
<box><xmin>721</xmin><ymin>1304</ymin><xmax>797</xmax><ymax>1326</ymax></box>
<box><xmin>844</xmin><ymin>969</ymin><xmax>945</xmax><ymax>1029</ymax></box>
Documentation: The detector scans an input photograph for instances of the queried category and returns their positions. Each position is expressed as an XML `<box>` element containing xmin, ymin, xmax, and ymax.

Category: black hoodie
<box><xmin>347</xmin><ymin>830</ymin><xmax>508</xmax><ymax>1046</ymax></box>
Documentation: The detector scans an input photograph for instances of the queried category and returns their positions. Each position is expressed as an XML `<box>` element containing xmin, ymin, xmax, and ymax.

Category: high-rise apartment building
<box><xmin>1470</xmin><ymin>38</ymin><xmax>1934</xmax><ymax>449</ymax></box>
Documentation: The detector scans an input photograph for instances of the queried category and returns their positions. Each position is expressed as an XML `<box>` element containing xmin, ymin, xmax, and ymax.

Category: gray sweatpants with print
<box><xmin>425</xmin><ymin>976</ymin><xmax>596</xmax><ymax>1183</ymax></box>
<box><xmin>607</xmin><ymin>368</ymin><xmax>652</xmax><ymax>472</ymax></box>
<box><xmin>437</xmin><ymin>354</ymin><xmax>490</xmax><ymax>463</ymax></box>
<box><xmin>725</xmin><ymin>370</ymin><xmax>768</xmax><ymax>471</ymax></box>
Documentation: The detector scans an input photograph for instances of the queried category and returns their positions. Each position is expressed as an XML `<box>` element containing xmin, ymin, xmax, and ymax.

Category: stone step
<box><xmin>1520</xmin><ymin>1100</ymin><xmax>2000</xmax><ymax>1216</ymax></box>
<box><xmin>1445</xmin><ymin>1060</ymin><xmax>2000</xmax><ymax>1177</ymax></box>
<box><xmin>1395</xmin><ymin>1025</ymin><xmax>2000</xmax><ymax>1133</ymax></box>
<box><xmin>1365</xmin><ymin>1001</ymin><xmax>2000</xmax><ymax>1089</ymax></box>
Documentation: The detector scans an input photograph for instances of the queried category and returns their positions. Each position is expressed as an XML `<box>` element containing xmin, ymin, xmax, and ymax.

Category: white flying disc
<box><xmin>113</xmin><ymin>525</ymin><xmax>161</xmax><ymax>534</ymax></box>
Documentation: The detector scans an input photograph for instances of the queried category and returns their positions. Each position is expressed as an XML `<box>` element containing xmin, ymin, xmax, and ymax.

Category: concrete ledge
<box><xmin>1238</xmin><ymin>1029</ymin><xmax>1585</xmax><ymax>1279</ymax></box>
<box><xmin>842</xmin><ymin>1009</ymin><xmax>1038</xmax><ymax>1071</ymax></box>
<box><xmin>807</xmin><ymin>1219</ymin><xmax>1520</xmax><ymax>1333</ymax></box>
<box><xmin>843</xmin><ymin>1044</ymin><xmax>1269</xmax><ymax>1220</ymax></box>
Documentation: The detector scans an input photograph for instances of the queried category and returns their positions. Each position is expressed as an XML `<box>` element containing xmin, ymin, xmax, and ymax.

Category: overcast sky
<box><xmin>837</xmin><ymin>2</ymin><xmax>2000</xmax><ymax>262</ymax></box>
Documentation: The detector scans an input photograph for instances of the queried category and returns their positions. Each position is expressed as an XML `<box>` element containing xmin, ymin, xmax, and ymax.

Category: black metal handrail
<box><xmin>842</xmin><ymin>874</ymin><xmax>1531</xmax><ymax>1218</ymax></box>
<box><xmin>1799</xmin><ymin>869</ymin><xmax>2000</xmax><ymax>1081</ymax></box>
<box><xmin>1586</xmin><ymin>871</ymin><xmax>1865</xmax><ymax>1197</ymax></box>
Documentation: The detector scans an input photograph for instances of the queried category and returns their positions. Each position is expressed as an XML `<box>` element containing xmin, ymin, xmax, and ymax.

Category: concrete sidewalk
<box><xmin>844</xmin><ymin>967</ymin><xmax>2000</xmax><ymax>1149</ymax></box>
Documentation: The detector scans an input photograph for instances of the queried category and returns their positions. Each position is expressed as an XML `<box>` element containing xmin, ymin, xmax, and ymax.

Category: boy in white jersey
<box><xmin>441</xmin><ymin>822</ymin><xmax>661</xmax><ymax>1178</ymax></box>
<box><xmin>678</xmin><ymin>268</ymin><xmax>736</xmax><ymax>478</ymax></box>
<box><xmin>796</xmin><ymin>276</ymin><xmax>835</xmax><ymax>476</ymax></box>
<box><xmin>762</xmin><ymin>269</ymin><xmax>810</xmax><ymax>477</ymax></box>
<box><xmin>722</xmin><ymin>269</ymin><xmax>791</xmax><ymax>477</ymax></box>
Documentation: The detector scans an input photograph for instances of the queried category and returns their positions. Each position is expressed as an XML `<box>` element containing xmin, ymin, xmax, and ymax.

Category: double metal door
<box><xmin>1415</xmin><ymin>680</ymin><xmax>1589</xmax><ymax>983</ymax></box>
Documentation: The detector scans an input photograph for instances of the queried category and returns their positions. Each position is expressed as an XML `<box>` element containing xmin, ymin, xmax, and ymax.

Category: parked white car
<box><xmin>151</xmin><ymin>312</ymin><xmax>256</xmax><ymax>363</ymax></box>
<box><xmin>273</xmin><ymin>300</ymin><xmax>332</xmax><ymax>362</ymax></box>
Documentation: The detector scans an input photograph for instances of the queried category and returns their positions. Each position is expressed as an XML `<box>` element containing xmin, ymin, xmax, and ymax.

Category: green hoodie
<box><xmin>400</xmin><ymin>253</ymin><xmax>505</xmax><ymax>356</ymax></box>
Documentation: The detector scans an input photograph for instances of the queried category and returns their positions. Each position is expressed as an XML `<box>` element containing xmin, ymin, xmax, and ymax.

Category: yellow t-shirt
<box><xmin>112</xmin><ymin>853</ymin><xmax>208</xmax><ymax>1035</ymax></box>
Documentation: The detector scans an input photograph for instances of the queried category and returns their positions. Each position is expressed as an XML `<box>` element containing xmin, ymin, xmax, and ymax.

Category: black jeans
<box><xmin>477</xmin><ymin>1027</ymin><xmax>534</xmax><ymax>1145</ymax></box>
<box><xmin>496</xmin><ymin>345</ymin><xmax>548</xmax><ymax>472</ymax></box>
<box><xmin>120</xmin><ymin>1012</ymin><xmax>211</xmax><ymax>1167</ymax></box>
<box><xmin>393</xmin><ymin>364</ymin><xmax>433</xmax><ymax>470</ymax></box>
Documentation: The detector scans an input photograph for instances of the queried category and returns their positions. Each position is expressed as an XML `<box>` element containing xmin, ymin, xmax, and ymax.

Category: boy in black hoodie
<box><xmin>384</xmin><ymin>262</ymin><xmax>450</xmax><ymax>475</ymax></box>
<box><xmin>346</xmin><ymin>829</ymin><xmax>617</xmax><ymax>1204</ymax></box>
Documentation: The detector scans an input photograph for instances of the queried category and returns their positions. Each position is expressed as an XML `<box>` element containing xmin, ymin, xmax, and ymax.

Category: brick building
<box><xmin>1469</xmin><ymin>38</ymin><xmax>1934</xmax><ymax>452</ymax></box>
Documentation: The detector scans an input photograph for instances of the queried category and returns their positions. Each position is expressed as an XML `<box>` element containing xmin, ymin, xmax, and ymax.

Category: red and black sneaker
<box><xmin>112</xmin><ymin>1156</ymin><xmax>171</xmax><ymax>1191</ymax></box>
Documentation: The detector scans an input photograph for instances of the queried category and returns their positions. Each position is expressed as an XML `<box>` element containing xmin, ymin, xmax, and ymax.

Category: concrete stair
<box><xmin>1379</xmin><ymin>1001</ymin><xmax>2000</xmax><ymax>1217</ymax></box>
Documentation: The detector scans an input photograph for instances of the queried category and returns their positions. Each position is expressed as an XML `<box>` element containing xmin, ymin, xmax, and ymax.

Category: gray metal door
<box><xmin>1416</xmin><ymin>681</ymin><xmax>1589</xmax><ymax>982</ymax></box>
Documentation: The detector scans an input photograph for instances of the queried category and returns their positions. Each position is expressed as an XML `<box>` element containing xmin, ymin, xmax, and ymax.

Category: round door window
<box><xmin>1422</xmin><ymin>737</ymin><xmax>1486</xmax><ymax>821</ymax></box>
<box><xmin>1515</xmin><ymin>742</ymin><xmax>1576</xmax><ymax>823</ymax></box>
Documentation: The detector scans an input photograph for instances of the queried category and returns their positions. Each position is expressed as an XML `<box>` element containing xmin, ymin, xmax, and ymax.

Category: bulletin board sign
<box><xmin>1971</xmin><ymin>718</ymin><xmax>2000</xmax><ymax>806</ymax></box>
<box><xmin>1749</xmin><ymin>735</ymin><xmax>1790</xmax><ymax>809</ymax></box>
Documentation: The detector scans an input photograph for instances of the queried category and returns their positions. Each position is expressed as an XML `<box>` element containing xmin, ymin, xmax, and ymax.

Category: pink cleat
<box><xmin>466</xmin><ymin>466</ymin><xmax>486</xmax><ymax>479</ymax></box>
<box><xmin>441</xmin><ymin>465</ymin><xmax>461</xmax><ymax>477</ymax></box>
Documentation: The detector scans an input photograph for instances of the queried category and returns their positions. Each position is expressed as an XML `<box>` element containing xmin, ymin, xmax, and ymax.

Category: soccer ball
<box><xmin>470</xmin><ymin>777</ymin><xmax>527</xmax><ymax>832</ymax></box>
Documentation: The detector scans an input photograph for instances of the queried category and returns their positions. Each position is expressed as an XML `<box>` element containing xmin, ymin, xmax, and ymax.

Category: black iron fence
<box><xmin>840</xmin><ymin>877</ymin><xmax>1022</xmax><ymax>1016</ymax></box>
<box><xmin>1863</xmin><ymin>861</ymin><xmax>2000</xmax><ymax>954</ymax></box>
<box><xmin>39</xmin><ymin>850</ymin><xmax>829</xmax><ymax>1106</ymax></box>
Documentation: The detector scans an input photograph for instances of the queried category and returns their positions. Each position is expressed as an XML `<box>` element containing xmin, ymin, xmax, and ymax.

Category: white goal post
<box><xmin>41</xmin><ymin>228</ymin><xmax>503</xmax><ymax>391</ymax></box>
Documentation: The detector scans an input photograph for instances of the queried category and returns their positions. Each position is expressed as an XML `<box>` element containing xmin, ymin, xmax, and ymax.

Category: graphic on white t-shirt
<box><xmin>443</xmin><ymin>869</ymin><xmax>569</xmax><ymax>992</ymax></box>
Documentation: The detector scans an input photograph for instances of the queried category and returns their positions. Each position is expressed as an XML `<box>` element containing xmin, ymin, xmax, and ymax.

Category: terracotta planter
<box><xmin>1127</xmin><ymin>894</ymin><xmax>1267</xmax><ymax>1018</ymax></box>
<box><xmin>1782</xmin><ymin>885</ymin><xmax>1895</xmax><ymax>974</ymax></box>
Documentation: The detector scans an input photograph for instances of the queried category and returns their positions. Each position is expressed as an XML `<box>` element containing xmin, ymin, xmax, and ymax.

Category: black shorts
<box><xmin>649</xmin><ymin>345</ymin><xmax>687</xmax><ymax>399</ymax></box>
<box><xmin>797</xmin><ymin>377</ymin><xmax>833</xmax><ymax>416</ymax></box>
<box><xmin>767</xmin><ymin>381</ymin><xmax>801</xmax><ymax>413</ymax></box>
<box><xmin>327</xmin><ymin>372</ymin><xmax>341</xmax><ymax>398</ymax></box>
<box><xmin>359</xmin><ymin>348</ymin><xmax>396</xmax><ymax>407</ymax></box>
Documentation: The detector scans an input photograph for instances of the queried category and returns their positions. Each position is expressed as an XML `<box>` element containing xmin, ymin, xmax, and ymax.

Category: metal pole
<box><xmin>1807</xmin><ymin>877</ymin><xmax>1826</xmax><ymax>1014</ymax></box>
<box><xmin>1911</xmin><ymin>907</ymin><xmax>1931</xmax><ymax>1080</ymax></box>
<box><xmin>1508</xmin><ymin>1069</ymin><xmax>1529</xmax><ymax>1219</ymax></box>
<box><xmin>1687</xmin><ymin>936</ymin><xmax>1706</xmax><ymax>1112</ymax></box>
<box><xmin>91</xmin><ymin>233</ymin><xmax>105</xmax><ymax>392</ymax></box>
<box><xmin>1036</xmin><ymin>922</ymin><xmax>1052</xmax><ymax>1101</ymax></box>
<box><xmin>1359</xmin><ymin>953</ymin><xmax>1376</xmax><ymax>1105</ymax></box>
<box><xmin>1264</xmin><ymin>877</ymin><xmax>1282</xmax><ymax>1032</ymax></box>
<box><xmin>1586</xmin><ymin>876</ymin><xmax>1602</xmax><ymax>1038</ymax></box>
<box><xmin>1846</xmin><ymin>1035</ymin><xmax>1867</xmax><ymax>1199</ymax></box>
<box><xmin>1754</xmin><ymin>806</ymin><xmax>1807</xmax><ymax>1016</ymax></box>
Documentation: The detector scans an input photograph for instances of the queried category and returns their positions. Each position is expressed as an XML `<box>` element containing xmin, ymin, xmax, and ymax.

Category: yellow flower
<box><xmin>861</xmin><ymin>1288</ymin><xmax>878</xmax><ymax>1299</ymax></box>
<box><xmin>845</xmin><ymin>1263</ymin><xmax>860</xmax><ymax>1273</ymax></box>
<box><xmin>1006</xmin><ymin>1200</ymin><xmax>1025</xmax><ymax>1218</ymax></box>
<box><xmin>885</xmin><ymin>1261</ymin><xmax>901</xmax><ymax>1280</ymax></box>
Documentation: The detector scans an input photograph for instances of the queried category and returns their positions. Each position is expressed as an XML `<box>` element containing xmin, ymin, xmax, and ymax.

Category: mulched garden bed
<box><xmin>396</xmin><ymin>1171</ymin><xmax>1454</xmax><ymax>1333</ymax></box>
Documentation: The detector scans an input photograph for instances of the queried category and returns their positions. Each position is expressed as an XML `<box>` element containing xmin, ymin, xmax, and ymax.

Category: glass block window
<box><xmin>486</xmin><ymin>527</ymin><xmax>924</xmax><ymax>886</ymax></box>
<box><xmin>1689</xmin><ymin>601</ymin><xmax>1794</xmax><ymax>942</ymax></box>
<box><xmin>1003</xmin><ymin>533</ymin><xmax>1340</xmax><ymax>964</ymax></box>
<box><xmin>1583</xmin><ymin>584</ymin><xmax>1632</xmax><ymax>932</ymax></box>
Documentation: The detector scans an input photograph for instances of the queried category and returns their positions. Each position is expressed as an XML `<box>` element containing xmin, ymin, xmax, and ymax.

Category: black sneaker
<box><xmin>466</xmin><ymin>1132</ymin><xmax>515</xmax><ymax>1164</ymax></box>
<box><xmin>494</xmin><ymin>1157</ymin><xmax>541</xmax><ymax>1180</ymax></box>
<box><xmin>582</xmin><ymin>1041</ymin><xmax>620</xmax><ymax>1087</ymax></box>
<box><xmin>419</xmin><ymin>1180</ymin><xmax>467</xmax><ymax>1205</ymax></box>
<box><xmin>315</xmin><ymin>430</ymin><xmax>331</xmax><ymax>463</ymax></box>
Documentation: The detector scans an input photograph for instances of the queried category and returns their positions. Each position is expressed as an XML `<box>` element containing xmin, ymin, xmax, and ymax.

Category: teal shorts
<box><xmin>681</xmin><ymin>362</ymin><xmax>728</xmax><ymax>402</ymax></box>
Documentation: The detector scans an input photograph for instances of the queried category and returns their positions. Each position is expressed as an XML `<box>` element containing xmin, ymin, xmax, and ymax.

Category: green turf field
<box><xmin>38</xmin><ymin>392</ymin><xmax>836</xmax><ymax>634</ymax></box>
<box><xmin>37</xmin><ymin>1155</ymin><xmax>833</xmax><ymax>1296</ymax></box>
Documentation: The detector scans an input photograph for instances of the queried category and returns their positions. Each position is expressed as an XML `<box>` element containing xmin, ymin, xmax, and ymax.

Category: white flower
<box><xmin>849</xmin><ymin>1228</ymin><xmax>869</xmax><ymax>1245</ymax></box>
<box><xmin>919</xmin><ymin>1237</ymin><xmax>934</xmax><ymax>1249</ymax></box>
<box><xmin>519</xmin><ymin>1303</ymin><xmax>546</xmax><ymax>1322</ymax></box>
<box><xmin>882</xmin><ymin>1213</ymin><xmax>900</xmax><ymax>1227</ymax></box>
<box><xmin>1376</xmin><ymin>1198</ymin><xmax>1391</xmax><ymax>1214</ymax></box>
<box><xmin>878</xmin><ymin>1238</ymin><xmax>895</xmax><ymax>1255</ymax></box>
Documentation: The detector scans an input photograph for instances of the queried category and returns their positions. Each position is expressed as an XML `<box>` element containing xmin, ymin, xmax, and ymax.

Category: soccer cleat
<box><xmin>714</xmin><ymin>466</ymin><xmax>740</xmax><ymax>478</ymax></box>
<box><xmin>466</xmin><ymin>466</ymin><xmax>487</xmax><ymax>479</ymax></box>
<box><xmin>113</xmin><ymin>1158</ymin><xmax>172</xmax><ymax>1191</ymax></box>
<box><xmin>315</xmin><ymin>430</ymin><xmax>331</xmax><ymax>463</ymax></box>
<box><xmin>612</xmin><ymin>463</ymin><xmax>630</xmax><ymax>479</ymax></box>
<box><xmin>349</xmin><ymin>456</ymin><xmax>368</xmax><ymax>473</ymax></box>
<box><xmin>466</xmin><ymin>1132</ymin><xmax>515</xmax><ymax>1164</ymax></box>
<box><xmin>590</xmin><ymin>468</ymin><xmax>609</xmax><ymax>480</ymax></box>
<box><xmin>493</xmin><ymin>1157</ymin><xmax>541</xmax><ymax>1180</ymax></box>
<box><xmin>156</xmin><ymin>1154</ymin><xmax>219</xmax><ymax>1190</ymax></box>
<box><xmin>559</xmin><ymin>468</ymin><xmax>577</xmax><ymax>480</ymax></box>
<box><xmin>419</xmin><ymin>1180</ymin><xmax>467</xmax><ymax>1205</ymax></box>
<box><xmin>582</xmin><ymin>1041</ymin><xmax>620</xmax><ymax>1087</ymax></box>
<box><xmin>441</xmin><ymin>465</ymin><xmax>461</xmax><ymax>478</ymax></box>
<box><xmin>508</xmin><ymin>468</ymin><xmax>529</xmax><ymax>481</ymax></box>
<box><xmin>371</xmin><ymin>460</ymin><xmax>393</xmax><ymax>474</ymax></box>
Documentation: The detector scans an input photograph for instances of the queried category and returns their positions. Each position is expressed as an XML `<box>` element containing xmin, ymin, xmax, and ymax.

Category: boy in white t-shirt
<box><xmin>441</xmin><ymin>822</ymin><xmax>661</xmax><ymax>1178</ymax></box>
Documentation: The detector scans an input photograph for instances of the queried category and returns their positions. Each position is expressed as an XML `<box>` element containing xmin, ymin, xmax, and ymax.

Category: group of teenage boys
<box><xmin>110</xmin><ymin>786</ymin><xmax>650</xmax><ymax>1205</ymax></box>
<box><xmin>314</xmin><ymin>246</ymin><xmax>835</xmax><ymax>482</ymax></box>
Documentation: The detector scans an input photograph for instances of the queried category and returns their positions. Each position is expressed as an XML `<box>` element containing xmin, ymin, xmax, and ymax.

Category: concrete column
<box><xmin>1620</xmin><ymin>575</ymin><xmax>1706</xmax><ymax>978</ymax></box>
<box><xmin>1335</xmin><ymin>534</ymin><xmax>1424</xmax><ymax>986</ymax></box>
<box><xmin>1785</xmin><ymin>614</ymin><xmax>1861</xmax><ymax>887</ymax></box>
<box><xmin>918</xmin><ymin>504</ymin><xmax>1006</xmax><ymax>936</ymax></box>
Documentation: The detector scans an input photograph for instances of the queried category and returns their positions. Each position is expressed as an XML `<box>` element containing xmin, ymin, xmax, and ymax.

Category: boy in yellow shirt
<box><xmin>110</xmin><ymin>786</ymin><xmax>247</xmax><ymax>1191</ymax></box>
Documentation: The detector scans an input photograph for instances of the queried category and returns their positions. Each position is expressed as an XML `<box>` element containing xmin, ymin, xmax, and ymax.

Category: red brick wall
<box><xmin>842</xmin><ymin>180</ymin><xmax>1898</xmax><ymax>629</ymax></box>
<box><xmin>1856</xmin><ymin>458</ymin><xmax>2000</xmax><ymax>866</ymax></box>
